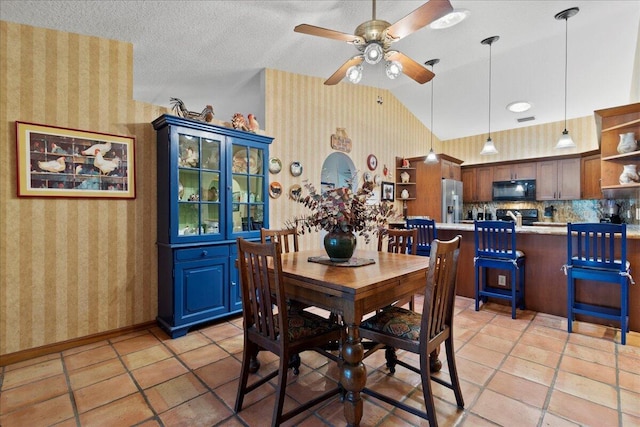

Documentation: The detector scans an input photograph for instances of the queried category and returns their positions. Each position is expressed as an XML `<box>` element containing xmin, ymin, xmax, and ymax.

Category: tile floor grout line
<box><xmin>59</xmin><ymin>350</ymin><xmax>82</xmax><ymax>427</ymax></box>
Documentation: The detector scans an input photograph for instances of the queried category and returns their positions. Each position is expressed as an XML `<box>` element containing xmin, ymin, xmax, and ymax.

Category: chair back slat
<box><xmin>378</xmin><ymin>228</ymin><xmax>418</xmax><ymax>255</ymax></box>
<box><xmin>261</xmin><ymin>227</ymin><xmax>299</xmax><ymax>253</ymax></box>
<box><xmin>406</xmin><ymin>218</ymin><xmax>437</xmax><ymax>255</ymax></box>
<box><xmin>567</xmin><ymin>223</ymin><xmax>626</xmax><ymax>271</ymax></box>
<box><xmin>474</xmin><ymin>220</ymin><xmax>518</xmax><ymax>260</ymax></box>
<box><xmin>421</xmin><ymin>236</ymin><xmax>461</xmax><ymax>343</ymax></box>
<box><xmin>237</xmin><ymin>238</ymin><xmax>288</xmax><ymax>344</ymax></box>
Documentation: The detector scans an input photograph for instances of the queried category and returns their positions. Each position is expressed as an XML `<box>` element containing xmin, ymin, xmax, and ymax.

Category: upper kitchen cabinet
<box><xmin>441</xmin><ymin>158</ymin><xmax>461</xmax><ymax>181</ymax></box>
<box><xmin>493</xmin><ymin>162</ymin><xmax>536</xmax><ymax>182</ymax></box>
<box><xmin>462</xmin><ymin>166</ymin><xmax>493</xmax><ymax>203</ymax></box>
<box><xmin>536</xmin><ymin>158</ymin><xmax>580</xmax><ymax>200</ymax></box>
<box><xmin>581</xmin><ymin>152</ymin><xmax>602</xmax><ymax>199</ymax></box>
<box><xmin>596</xmin><ymin>103</ymin><xmax>640</xmax><ymax>197</ymax></box>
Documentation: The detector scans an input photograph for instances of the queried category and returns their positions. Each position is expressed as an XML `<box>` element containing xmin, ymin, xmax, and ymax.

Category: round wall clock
<box><xmin>367</xmin><ymin>154</ymin><xmax>378</xmax><ymax>171</ymax></box>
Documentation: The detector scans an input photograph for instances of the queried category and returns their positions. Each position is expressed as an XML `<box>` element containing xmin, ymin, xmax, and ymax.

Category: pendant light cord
<box><xmin>430</xmin><ymin>64</ymin><xmax>434</xmax><ymax>150</ymax></box>
<box><xmin>488</xmin><ymin>42</ymin><xmax>492</xmax><ymax>139</ymax></box>
<box><xmin>563</xmin><ymin>17</ymin><xmax>568</xmax><ymax>131</ymax></box>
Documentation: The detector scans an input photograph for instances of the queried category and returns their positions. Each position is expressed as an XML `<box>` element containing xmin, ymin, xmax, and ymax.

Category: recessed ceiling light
<box><xmin>429</xmin><ymin>9</ymin><xmax>470</xmax><ymax>29</ymax></box>
<box><xmin>506</xmin><ymin>101</ymin><xmax>532</xmax><ymax>113</ymax></box>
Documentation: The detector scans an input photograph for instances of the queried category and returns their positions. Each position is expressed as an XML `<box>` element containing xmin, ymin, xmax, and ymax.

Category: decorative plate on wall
<box><xmin>363</xmin><ymin>171</ymin><xmax>373</xmax><ymax>183</ymax></box>
<box><xmin>374</xmin><ymin>174</ymin><xmax>382</xmax><ymax>185</ymax></box>
<box><xmin>367</xmin><ymin>154</ymin><xmax>378</xmax><ymax>171</ymax></box>
<box><xmin>289</xmin><ymin>184</ymin><xmax>302</xmax><ymax>200</ymax></box>
<box><xmin>268</xmin><ymin>157</ymin><xmax>282</xmax><ymax>174</ymax></box>
<box><xmin>290</xmin><ymin>161</ymin><xmax>303</xmax><ymax>177</ymax></box>
<box><xmin>269</xmin><ymin>182</ymin><xmax>283</xmax><ymax>198</ymax></box>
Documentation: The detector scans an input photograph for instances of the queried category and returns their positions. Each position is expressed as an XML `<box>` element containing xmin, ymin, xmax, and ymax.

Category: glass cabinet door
<box><xmin>231</xmin><ymin>144</ymin><xmax>265</xmax><ymax>234</ymax></box>
<box><xmin>177</xmin><ymin>133</ymin><xmax>222</xmax><ymax>237</ymax></box>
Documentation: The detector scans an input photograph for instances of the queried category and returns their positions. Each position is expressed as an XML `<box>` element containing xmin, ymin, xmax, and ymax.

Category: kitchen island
<box><xmin>436</xmin><ymin>222</ymin><xmax>640</xmax><ymax>333</ymax></box>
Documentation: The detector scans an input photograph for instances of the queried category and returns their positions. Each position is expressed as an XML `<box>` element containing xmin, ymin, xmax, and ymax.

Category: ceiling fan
<box><xmin>294</xmin><ymin>0</ymin><xmax>453</xmax><ymax>85</ymax></box>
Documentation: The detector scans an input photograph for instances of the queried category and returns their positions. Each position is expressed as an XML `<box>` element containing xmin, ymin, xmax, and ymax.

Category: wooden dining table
<box><xmin>278</xmin><ymin>249</ymin><xmax>430</xmax><ymax>427</ymax></box>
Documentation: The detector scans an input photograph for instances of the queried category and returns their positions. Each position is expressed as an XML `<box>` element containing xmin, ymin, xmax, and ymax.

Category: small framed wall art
<box><xmin>381</xmin><ymin>181</ymin><xmax>395</xmax><ymax>201</ymax></box>
<box><xmin>16</xmin><ymin>121</ymin><xmax>136</xmax><ymax>198</ymax></box>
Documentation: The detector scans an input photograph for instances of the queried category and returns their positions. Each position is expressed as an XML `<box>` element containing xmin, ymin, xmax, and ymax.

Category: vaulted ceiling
<box><xmin>1</xmin><ymin>1</ymin><xmax>639</xmax><ymax>140</ymax></box>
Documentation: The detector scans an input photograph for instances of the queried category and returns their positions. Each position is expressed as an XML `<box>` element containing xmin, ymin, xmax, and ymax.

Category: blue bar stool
<box><xmin>564</xmin><ymin>223</ymin><xmax>634</xmax><ymax>345</ymax></box>
<box><xmin>474</xmin><ymin>220</ymin><xmax>525</xmax><ymax>319</ymax></box>
<box><xmin>406</xmin><ymin>218</ymin><xmax>437</xmax><ymax>257</ymax></box>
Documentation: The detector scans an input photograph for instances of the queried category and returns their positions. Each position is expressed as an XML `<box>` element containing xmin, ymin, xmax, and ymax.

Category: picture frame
<box><xmin>16</xmin><ymin>122</ymin><xmax>136</xmax><ymax>198</ymax></box>
<box><xmin>381</xmin><ymin>181</ymin><xmax>395</xmax><ymax>201</ymax></box>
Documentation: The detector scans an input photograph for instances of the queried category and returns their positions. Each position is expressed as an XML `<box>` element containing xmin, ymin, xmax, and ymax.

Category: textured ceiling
<box><xmin>1</xmin><ymin>1</ymin><xmax>639</xmax><ymax>140</ymax></box>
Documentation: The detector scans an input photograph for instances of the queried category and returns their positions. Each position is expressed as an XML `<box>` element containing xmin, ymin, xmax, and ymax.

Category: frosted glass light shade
<box><xmin>555</xmin><ymin>129</ymin><xmax>576</xmax><ymax>149</ymax></box>
<box><xmin>364</xmin><ymin>43</ymin><xmax>383</xmax><ymax>65</ymax></box>
<box><xmin>425</xmin><ymin>148</ymin><xmax>438</xmax><ymax>163</ymax></box>
<box><xmin>386</xmin><ymin>61</ymin><xmax>402</xmax><ymax>79</ymax></box>
<box><xmin>480</xmin><ymin>137</ymin><xmax>498</xmax><ymax>155</ymax></box>
<box><xmin>346</xmin><ymin>64</ymin><xmax>363</xmax><ymax>84</ymax></box>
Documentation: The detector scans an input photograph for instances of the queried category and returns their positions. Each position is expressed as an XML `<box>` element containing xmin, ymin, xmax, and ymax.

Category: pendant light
<box><xmin>424</xmin><ymin>58</ymin><xmax>440</xmax><ymax>164</ymax></box>
<box><xmin>480</xmin><ymin>36</ymin><xmax>499</xmax><ymax>155</ymax></box>
<box><xmin>555</xmin><ymin>7</ymin><xmax>579</xmax><ymax>149</ymax></box>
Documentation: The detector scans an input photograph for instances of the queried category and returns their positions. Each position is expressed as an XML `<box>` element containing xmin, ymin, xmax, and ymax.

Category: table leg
<box><xmin>341</xmin><ymin>325</ymin><xmax>365</xmax><ymax>426</ymax></box>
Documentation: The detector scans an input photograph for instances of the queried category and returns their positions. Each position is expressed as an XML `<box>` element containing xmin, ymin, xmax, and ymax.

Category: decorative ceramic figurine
<box><xmin>401</xmin><ymin>188</ymin><xmax>409</xmax><ymax>199</ymax></box>
<box><xmin>400</xmin><ymin>171</ymin><xmax>410</xmax><ymax>183</ymax></box>
<box><xmin>619</xmin><ymin>164</ymin><xmax>639</xmax><ymax>184</ymax></box>
<box><xmin>617</xmin><ymin>132</ymin><xmax>637</xmax><ymax>154</ymax></box>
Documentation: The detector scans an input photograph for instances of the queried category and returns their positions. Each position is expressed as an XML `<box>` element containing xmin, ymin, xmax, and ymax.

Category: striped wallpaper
<box><xmin>0</xmin><ymin>20</ymin><xmax>609</xmax><ymax>358</ymax></box>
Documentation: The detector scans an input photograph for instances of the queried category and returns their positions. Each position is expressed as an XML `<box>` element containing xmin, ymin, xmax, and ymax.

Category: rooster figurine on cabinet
<box><xmin>247</xmin><ymin>114</ymin><xmax>260</xmax><ymax>133</ymax></box>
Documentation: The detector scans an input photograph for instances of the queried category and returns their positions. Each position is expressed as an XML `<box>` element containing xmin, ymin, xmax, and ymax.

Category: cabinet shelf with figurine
<box><xmin>153</xmin><ymin>114</ymin><xmax>273</xmax><ymax>337</ymax></box>
<box><xmin>595</xmin><ymin>103</ymin><xmax>640</xmax><ymax>196</ymax></box>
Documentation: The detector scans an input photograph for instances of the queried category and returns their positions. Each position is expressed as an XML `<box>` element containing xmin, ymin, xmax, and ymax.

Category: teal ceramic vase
<box><xmin>324</xmin><ymin>229</ymin><xmax>356</xmax><ymax>262</ymax></box>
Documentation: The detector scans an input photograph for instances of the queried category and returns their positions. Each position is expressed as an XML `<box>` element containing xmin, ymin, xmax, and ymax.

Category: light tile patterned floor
<box><xmin>1</xmin><ymin>296</ymin><xmax>639</xmax><ymax>426</ymax></box>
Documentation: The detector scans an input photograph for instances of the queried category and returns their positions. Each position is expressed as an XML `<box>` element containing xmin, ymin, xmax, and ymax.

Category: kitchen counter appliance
<box><xmin>495</xmin><ymin>208</ymin><xmax>539</xmax><ymax>226</ymax></box>
<box><xmin>492</xmin><ymin>180</ymin><xmax>536</xmax><ymax>201</ymax></box>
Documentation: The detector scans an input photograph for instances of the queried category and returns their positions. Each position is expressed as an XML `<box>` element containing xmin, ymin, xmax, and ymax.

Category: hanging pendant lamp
<box><xmin>555</xmin><ymin>7</ymin><xmax>579</xmax><ymax>149</ymax></box>
<box><xmin>480</xmin><ymin>36</ymin><xmax>499</xmax><ymax>155</ymax></box>
<box><xmin>424</xmin><ymin>58</ymin><xmax>440</xmax><ymax>164</ymax></box>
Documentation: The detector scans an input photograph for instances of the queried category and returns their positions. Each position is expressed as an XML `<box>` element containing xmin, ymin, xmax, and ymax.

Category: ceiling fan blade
<box><xmin>294</xmin><ymin>24</ymin><xmax>365</xmax><ymax>44</ymax></box>
<box><xmin>324</xmin><ymin>56</ymin><xmax>364</xmax><ymax>86</ymax></box>
<box><xmin>386</xmin><ymin>51</ymin><xmax>435</xmax><ymax>84</ymax></box>
<box><xmin>385</xmin><ymin>0</ymin><xmax>453</xmax><ymax>41</ymax></box>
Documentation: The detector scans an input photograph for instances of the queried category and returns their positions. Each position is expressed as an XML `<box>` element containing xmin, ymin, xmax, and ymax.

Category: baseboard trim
<box><xmin>0</xmin><ymin>321</ymin><xmax>157</xmax><ymax>367</ymax></box>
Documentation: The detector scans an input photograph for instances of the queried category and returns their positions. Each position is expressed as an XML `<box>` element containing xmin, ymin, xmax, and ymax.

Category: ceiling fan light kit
<box><xmin>555</xmin><ymin>7</ymin><xmax>579</xmax><ymax>149</ymax></box>
<box><xmin>294</xmin><ymin>0</ymin><xmax>453</xmax><ymax>85</ymax></box>
<box><xmin>480</xmin><ymin>36</ymin><xmax>500</xmax><ymax>156</ymax></box>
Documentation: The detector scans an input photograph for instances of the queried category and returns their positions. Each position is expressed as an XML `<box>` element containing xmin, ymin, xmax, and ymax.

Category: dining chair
<box><xmin>234</xmin><ymin>238</ymin><xmax>343</xmax><ymax>426</ymax></box>
<box><xmin>377</xmin><ymin>228</ymin><xmax>418</xmax><ymax>255</ymax></box>
<box><xmin>406</xmin><ymin>218</ymin><xmax>437</xmax><ymax>257</ymax></box>
<box><xmin>563</xmin><ymin>222</ymin><xmax>634</xmax><ymax>345</ymax></box>
<box><xmin>260</xmin><ymin>227</ymin><xmax>299</xmax><ymax>253</ymax></box>
<box><xmin>359</xmin><ymin>235</ymin><xmax>464</xmax><ymax>426</ymax></box>
<box><xmin>474</xmin><ymin>220</ymin><xmax>526</xmax><ymax>319</ymax></box>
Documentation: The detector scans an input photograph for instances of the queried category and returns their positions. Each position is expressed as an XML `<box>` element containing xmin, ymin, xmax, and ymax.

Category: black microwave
<box><xmin>492</xmin><ymin>180</ymin><xmax>536</xmax><ymax>201</ymax></box>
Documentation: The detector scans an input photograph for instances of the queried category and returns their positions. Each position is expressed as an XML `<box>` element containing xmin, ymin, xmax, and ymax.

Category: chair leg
<box><xmin>511</xmin><ymin>268</ymin><xmax>517</xmax><ymax>319</ymax></box>
<box><xmin>272</xmin><ymin>351</ymin><xmax>290</xmax><ymax>427</ymax></box>
<box><xmin>474</xmin><ymin>265</ymin><xmax>480</xmax><ymax>311</ymax></box>
<box><xmin>419</xmin><ymin>350</ymin><xmax>439</xmax><ymax>427</ymax></box>
<box><xmin>289</xmin><ymin>353</ymin><xmax>301</xmax><ymax>375</ymax></box>
<box><xmin>621</xmin><ymin>279</ymin><xmax>629</xmax><ymax>345</ymax></box>
<box><xmin>519</xmin><ymin>262</ymin><xmax>526</xmax><ymax>310</ymax></box>
<box><xmin>444</xmin><ymin>338</ymin><xmax>464</xmax><ymax>408</ymax></box>
<box><xmin>567</xmin><ymin>274</ymin><xmax>574</xmax><ymax>334</ymax></box>
<box><xmin>235</xmin><ymin>339</ymin><xmax>255</xmax><ymax>412</ymax></box>
<box><xmin>385</xmin><ymin>346</ymin><xmax>398</xmax><ymax>374</ymax></box>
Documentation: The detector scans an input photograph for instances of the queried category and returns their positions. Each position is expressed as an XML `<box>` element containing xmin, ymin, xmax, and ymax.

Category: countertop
<box><xmin>438</xmin><ymin>222</ymin><xmax>640</xmax><ymax>238</ymax></box>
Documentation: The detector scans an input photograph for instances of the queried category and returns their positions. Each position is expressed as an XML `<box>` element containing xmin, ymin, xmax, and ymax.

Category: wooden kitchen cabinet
<box><xmin>462</xmin><ymin>166</ymin><xmax>493</xmax><ymax>202</ymax></box>
<box><xmin>398</xmin><ymin>154</ymin><xmax>462</xmax><ymax>220</ymax></box>
<box><xmin>493</xmin><ymin>162</ymin><xmax>535</xmax><ymax>181</ymax></box>
<box><xmin>536</xmin><ymin>158</ymin><xmax>580</xmax><ymax>200</ymax></box>
<box><xmin>581</xmin><ymin>153</ymin><xmax>602</xmax><ymax>199</ymax></box>
<box><xmin>596</xmin><ymin>103</ymin><xmax>640</xmax><ymax>198</ymax></box>
<box><xmin>442</xmin><ymin>159</ymin><xmax>461</xmax><ymax>180</ymax></box>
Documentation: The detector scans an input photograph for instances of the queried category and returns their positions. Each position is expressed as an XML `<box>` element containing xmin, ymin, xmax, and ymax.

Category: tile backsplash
<box><xmin>463</xmin><ymin>198</ymin><xmax>640</xmax><ymax>224</ymax></box>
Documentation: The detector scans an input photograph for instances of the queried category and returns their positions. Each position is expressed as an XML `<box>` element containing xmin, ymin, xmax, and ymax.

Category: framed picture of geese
<box><xmin>16</xmin><ymin>121</ymin><xmax>136</xmax><ymax>198</ymax></box>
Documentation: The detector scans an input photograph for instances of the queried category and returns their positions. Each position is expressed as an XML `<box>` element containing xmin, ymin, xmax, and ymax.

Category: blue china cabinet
<box><xmin>153</xmin><ymin>114</ymin><xmax>273</xmax><ymax>337</ymax></box>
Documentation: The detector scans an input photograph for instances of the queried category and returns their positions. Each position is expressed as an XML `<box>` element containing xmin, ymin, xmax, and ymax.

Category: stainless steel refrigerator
<box><xmin>441</xmin><ymin>179</ymin><xmax>463</xmax><ymax>223</ymax></box>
